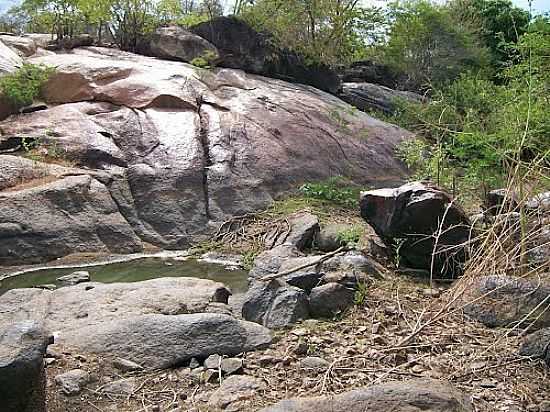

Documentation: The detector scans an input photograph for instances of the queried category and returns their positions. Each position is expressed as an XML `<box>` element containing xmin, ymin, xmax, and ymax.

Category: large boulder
<box><xmin>0</xmin><ymin>278</ymin><xmax>271</xmax><ymax>369</ymax></box>
<box><xmin>0</xmin><ymin>34</ymin><xmax>37</xmax><ymax>57</ymax></box>
<box><xmin>242</xmin><ymin>279</ymin><xmax>310</xmax><ymax>328</ymax></box>
<box><xmin>360</xmin><ymin>182</ymin><xmax>471</xmax><ymax>277</ymax></box>
<box><xmin>462</xmin><ymin>275</ymin><xmax>550</xmax><ymax>329</ymax></box>
<box><xmin>0</xmin><ymin>320</ymin><xmax>51</xmax><ymax>412</ymax></box>
<box><xmin>0</xmin><ymin>46</ymin><xmax>411</xmax><ymax>265</ymax></box>
<box><xmin>0</xmin><ymin>277</ymin><xmax>231</xmax><ymax>332</ymax></box>
<box><xmin>150</xmin><ymin>25</ymin><xmax>219</xmax><ymax>63</ymax></box>
<box><xmin>190</xmin><ymin>16</ymin><xmax>341</xmax><ymax>94</ymax></box>
<box><xmin>60</xmin><ymin>313</ymin><xmax>272</xmax><ymax>369</ymax></box>
<box><xmin>339</xmin><ymin>82</ymin><xmax>423</xmax><ymax>115</ymax></box>
<box><xmin>0</xmin><ymin>39</ymin><xmax>23</xmax><ymax>120</ymax></box>
<box><xmin>259</xmin><ymin>379</ymin><xmax>473</xmax><ymax>412</ymax></box>
<box><xmin>243</xmin><ymin>248</ymin><xmax>382</xmax><ymax>327</ymax></box>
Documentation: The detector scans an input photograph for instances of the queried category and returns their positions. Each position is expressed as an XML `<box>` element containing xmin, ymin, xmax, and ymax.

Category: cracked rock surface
<box><xmin>0</xmin><ymin>46</ymin><xmax>412</xmax><ymax>265</ymax></box>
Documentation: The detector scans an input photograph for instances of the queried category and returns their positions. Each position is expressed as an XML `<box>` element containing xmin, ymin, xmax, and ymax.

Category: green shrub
<box><xmin>0</xmin><ymin>63</ymin><xmax>54</xmax><ymax>108</ymax></box>
<box><xmin>299</xmin><ymin>177</ymin><xmax>361</xmax><ymax>209</ymax></box>
<box><xmin>336</xmin><ymin>227</ymin><xmax>363</xmax><ymax>247</ymax></box>
<box><xmin>190</xmin><ymin>50</ymin><xmax>218</xmax><ymax>69</ymax></box>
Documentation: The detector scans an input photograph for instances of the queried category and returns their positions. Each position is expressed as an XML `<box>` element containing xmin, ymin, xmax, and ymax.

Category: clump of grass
<box><xmin>299</xmin><ymin>177</ymin><xmax>362</xmax><ymax>209</ymax></box>
<box><xmin>190</xmin><ymin>50</ymin><xmax>218</xmax><ymax>69</ymax></box>
<box><xmin>336</xmin><ymin>226</ymin><xmax>363</xmax><ymax>248</ymax></box>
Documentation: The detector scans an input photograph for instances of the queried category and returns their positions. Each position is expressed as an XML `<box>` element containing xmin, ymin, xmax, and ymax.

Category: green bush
<box><xmin>299</xmin><ymin>177</ymin><xmax>361</xmax><ymax>209</ymax></box>
<box><xmin>190</xmin><ymin>50</ymin><xmax>218</xmax><ymax>69</ymax></box>
<box><xmin>0</xmin><ymin>63</ymin><xmax>54</xmax><ymax>108</ymax></box>
<box><xmin>336</xmin><ymin>227</ymin><xmax>363</xmax><ymax>247</ymax></box>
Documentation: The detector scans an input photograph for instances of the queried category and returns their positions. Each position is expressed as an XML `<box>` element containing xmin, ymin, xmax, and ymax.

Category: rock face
<box><xmin>0</xmin><ymin>278</ymin><xmax>270</xmax><ymax>369</ymax></box>
<box><xmin>150</xmin><ymin>25</ymin><xmax>219</xmax><ymax>63</ymax></box>
<box><xmin>462</xmin><ymin>275</ymin><xmax>550</xmax><ymax>329</ymax></box>
<box><xmin>339</xmin><ymin>82</ymin><xmax>423</xmax><ymax>114</ymax></box>
<box><xmin>360</xmin><ymin>182</ymin><xmax>471</xmax><ymax>277</ymax></box>
<box><xmin>190</xmin><ymin>17</ymin><xmax>341</xmax><ymax>94</ymax></box>
<box><xmin>259</xmin><ymin>379</ymin><xmax>473</xmax><ymax>412</ymax></box>
<box><xmin>0</xmin><ymin>46</ymin><xmax>411</xmax><ymax>265</ymax></box>
<box><xmin>0</xmin><ymin>320</ymin><xmax>51</xmax><ymax>412</ymax></box>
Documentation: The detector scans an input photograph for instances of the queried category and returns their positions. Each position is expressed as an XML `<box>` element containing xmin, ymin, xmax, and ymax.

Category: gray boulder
<box><xmin>484</xmin><ymin>188</ymin><xmax>518</xmax><ymax>215</ymax></box>
<box><xmin>190</xmin><ymin>16</ymin><xmax>341</xmax><ymax>94</ymax></box>
<box><xmin>462</xmin><ymin>275</ymin><xmax>550</xmax><ymax>329</ymax></box>
<box><xmin>360</xmin><ymin>182</ymin><xmax>471</xmax><ymax>277</ymax></box>
<box><xmin>259</xmin><ymin>379</ymin><xmax>473</xmax><ymax>412</ymax></box>
<box><xmin>242</xmin><ymin>280</ymin><xmax>309</xmax><ymax>329</ymax></box>
<box><xmin>0</xmin><ymin>277</ymin><xmax>231</xmax><ymax>332</ymax></box>
<box><xmin>249</xmin><ymin>245</ymin><xmax>304</xmax><ymax>280</ymax></box>
<box><xmin>309</xmin><ymin>282</ymin><xmax>355</xmax><ymax>318</ymax></box>
<box><xmin>0</xmin><ymin>320</ymin><xmax>51</xmax><ymax>412</ymax></box>
<box><xmin>54</xmin><ymin>369</ymin><xmax>90</xmax><ymax>395</ymax></box>
<box><xmin>62</xmin><ymin>313</ymin><xmax>271</xmax><ymax>369</ymax></box>
<box><xmin>150</xmin><ymin>25</ymin><xmax>219</xmax><ymax>63</ymax></box>
<box><xmin>339</xmin><ymin>82</ymin><xmax>423</xmax><ymax>115</ymax></box>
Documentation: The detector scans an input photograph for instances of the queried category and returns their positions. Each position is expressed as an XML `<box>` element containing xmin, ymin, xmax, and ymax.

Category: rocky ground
<box><xmin>43</xmin><ymin>272</ymin><xmax>550</xmax><ymax>412</ymax></box>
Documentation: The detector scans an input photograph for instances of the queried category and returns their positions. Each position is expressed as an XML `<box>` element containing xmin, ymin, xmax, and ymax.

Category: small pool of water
<box><xmin>0</xmin><ymin>257</ymin><xmax>249</xmax><ymax>295</ymax></box>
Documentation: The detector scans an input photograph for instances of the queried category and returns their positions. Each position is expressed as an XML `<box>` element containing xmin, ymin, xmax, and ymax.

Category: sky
<box><xmin>0</xmin><ymin>0</ymin><xmax>548</xmax><ymax>16</ymax></box>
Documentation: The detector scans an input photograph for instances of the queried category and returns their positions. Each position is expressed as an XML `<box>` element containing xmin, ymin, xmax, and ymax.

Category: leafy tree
<box><xmin>241</xmin><ymin>0</ymin><xmax>385</xmax><ymax>65</ymax></box>
<box><xmin>448</xmin><ymin>0</ymin><xmax>530</xmax><ymax>71</ymax></box>
<box><xmin>382</xmin><ymin>0</ymin><xmax>490</xmax><ymax>91</ymax></box>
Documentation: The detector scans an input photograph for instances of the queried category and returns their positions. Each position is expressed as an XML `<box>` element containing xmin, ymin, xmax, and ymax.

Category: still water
<box><xmin>0</xmin><ymin>256</ymin><xmax>249</xmax><ymax>294</ymax></box>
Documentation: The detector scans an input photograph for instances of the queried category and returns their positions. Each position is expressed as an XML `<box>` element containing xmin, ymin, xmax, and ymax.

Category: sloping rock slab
<box><xmin>462</xmin><ymin>275</ymin><xmax>550</xmax><ymax>329</ymax></box>
<box><xmin>0</xmin><ymin>320</ymin><xmax>51</xmax><ymax>412</ymax></box>
<box><xmin>0</xmin><ymin>46</ymin><xmax>411</xmax><ymax>264</ymax></box>
<box><xmin>259</xmin><ymin>379</ymin><xmax>473</xmax><ymax>412</ymax></box>
<box><xmin>62</xmin><ymin>313</ymin><xmax>271</xmax><ymax>369</ymax></box>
